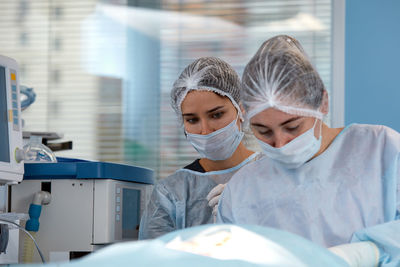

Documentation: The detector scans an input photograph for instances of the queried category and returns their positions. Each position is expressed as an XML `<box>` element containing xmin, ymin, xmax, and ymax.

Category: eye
<box><xmin>259</xmin><ymin>129</ymin><xmax>272</xmax><ymax>137</ymax></box>
<box><xmin>185</xmin><ymin>117</ymin><xmax>198</xmax><ymax>124</ymax></box>
<box><xmin>285</xmin><ymin>125</ymin><xmax>299</xmax><ymax>132</ymax></box>
<box><xmin>211</xmin><ymin>111</ymin><xmax>224</xmax><ymax>119</ymax></box>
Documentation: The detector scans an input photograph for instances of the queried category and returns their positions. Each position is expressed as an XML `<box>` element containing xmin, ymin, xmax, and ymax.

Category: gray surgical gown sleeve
<box><xmin>351</xmin><ymin>153</ymin><xmax>400</xmax><ymax>267</ymax></box>
<box><xmin>138</xmin><ymin>182</ymin><xmax>176</xmax><ymax>240</ymax></box>
<box><xmin>216</xmin><ymin>183</ymin><xmax>234</xmax><ymax>224</ymax></box>
<box><xmin>139</xmin><ymin>153</ymin><xmax>262</xmax><ymax>240</ymax></box>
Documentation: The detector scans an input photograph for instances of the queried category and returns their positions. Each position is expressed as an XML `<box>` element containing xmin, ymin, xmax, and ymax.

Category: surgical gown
<box><xmin>217</xmin><ymin>124</ymin><xmax>400</xmax><ymax>266</ymax></box>
<box><xmin>139</xmin><ymin>152</ymin><xmax>262</xmax><ymax>240</ymax></box>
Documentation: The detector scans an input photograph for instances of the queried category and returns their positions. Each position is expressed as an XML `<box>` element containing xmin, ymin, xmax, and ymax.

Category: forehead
<box><xmin>250</xmin><ymin>108</ymin><xmax>302</xmax><ymax>126</ymax></box>
<box><xmin>181</xmin><ymin>90</ymin><xmax>233</xmax><ymax>113</ymax></box>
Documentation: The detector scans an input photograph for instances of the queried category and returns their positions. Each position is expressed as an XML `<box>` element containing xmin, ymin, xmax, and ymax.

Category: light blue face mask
<box><xmin>257</xmin><ymin>119</ymin><xmax>322</xmax><ymax>169</ymax></box>
<box><xmin>186</xmin><ymin>116</ymin><xmax>244</xmax><ymax>161</ymax></box>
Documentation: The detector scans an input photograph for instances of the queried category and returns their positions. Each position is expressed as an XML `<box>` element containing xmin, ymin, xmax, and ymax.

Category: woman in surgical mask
<box><xmin>217</xmin><ymin>35</ymin><xmax>400</xmax><ymax>267</ymax></box>
<box><xmin>139</xmin><ymin>57</ymin><xmax>261</xmax><ymax>240</ymax></box>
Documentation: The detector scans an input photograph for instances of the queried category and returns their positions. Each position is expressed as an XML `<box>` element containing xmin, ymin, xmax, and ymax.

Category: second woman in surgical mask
<box><xmin>217</xmin><ymin>35</ymin><xmax>400</xmax><ymax>266</ymax></box>
<box><xmin>138</xmin><ymin>57</ymin><xmax>261</xmax><ymax>240</ymax></box>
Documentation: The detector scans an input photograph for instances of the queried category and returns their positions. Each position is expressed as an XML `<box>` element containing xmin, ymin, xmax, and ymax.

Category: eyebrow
<box><xmin>280</xmin><ymin>116</ymin><xmax>302</xmax><ymax>126</ymax></box>
<box><xmin>182</xmin><ymin>106</ymin><xmax>224</xmax><ymax>117</ymax></box>
<box><xmin>251</xmin><ymin>116</ymin><xmax>302</xmax><ymax>128</ymax></box>
<box><xmin>206</xmin><ymin>106</ymin><xmax>224</xmax><ymax>114</ymax></box>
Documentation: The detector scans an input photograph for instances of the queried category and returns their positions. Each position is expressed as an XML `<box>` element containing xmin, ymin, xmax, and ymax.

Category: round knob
<box><xmin>15</xmin><ymin>147</ymin><xmax>25</xmax><ymax>163</ymax></box>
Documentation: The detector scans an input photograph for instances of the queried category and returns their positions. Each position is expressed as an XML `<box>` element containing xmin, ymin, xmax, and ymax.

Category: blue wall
<box><xmin>345</xmin><ymin>0</ymin><xmax>400</xmax><ymax>132</ymax></box>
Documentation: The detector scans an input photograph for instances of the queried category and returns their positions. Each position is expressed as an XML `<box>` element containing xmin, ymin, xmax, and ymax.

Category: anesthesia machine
<box><xmin>11</xmin><ymin>158</ymin><xmax>154</xmax><ymax>263</ymax></box>
<box><xmin>0</xmin><ymin>54</ymin><xmax>155</xmax><ymax>264</ymax></box>
<box><xmin>0</xmin><ymin>55</ymin><xmax>25</xmax><ymax>264</ymax></box>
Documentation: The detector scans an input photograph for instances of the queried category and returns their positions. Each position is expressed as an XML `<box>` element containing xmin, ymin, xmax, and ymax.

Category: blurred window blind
<box><xmin>0</xmin><ymin>0</ymin><xmax>331</xmax><ymax>180</ymax></box>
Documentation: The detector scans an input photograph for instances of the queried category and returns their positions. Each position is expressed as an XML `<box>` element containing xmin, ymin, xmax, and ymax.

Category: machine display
<box><xmin>0</xmin><ymin>55</ymin><xmax>24</xmax><ymax>184</ymax></box>
<box><xmin>0</xmin><ymin>66</ymin><xmax>10</xmax><ymax>163</ymax></box>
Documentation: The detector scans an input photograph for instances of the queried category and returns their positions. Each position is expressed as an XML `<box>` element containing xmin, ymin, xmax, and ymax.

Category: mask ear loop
<box><xmin>309</xmin><ymin>117</ymin><xmax>320</xmax><ymax>140</ymax></box>
<box><xmin>311</xmin><ymin>114</ymin><xmax>323</xmax><ymax>141</ymax></box>
<box><xmin>317</xmin><ymin>119</ymin><xmax>323</xmax><ymax>141</ymax></box>
<box><xmin>234</xmin><ymin>103</ymin><xmax>244</xmax><ymax>132</ymax></box>
<box><xmin>309</xmin><ymin>118</ymin><xmax>321</xmax><ymax>139</ymax></box>
<box><xmin>316</xmin><ymin>103</ymin><xmax>325</xmax><ymax>141</ymax></box>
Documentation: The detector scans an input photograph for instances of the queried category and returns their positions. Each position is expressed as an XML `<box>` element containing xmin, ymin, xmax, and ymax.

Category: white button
<box><xmin>116</xmin><ymin>187</ymin><xmax>121</xmax><ymax>194</ymax></box>
<box><xmin>116</xmin><ymin>205</ymin><xmax>120</xmax><ymax>212</ymax></box>
<box><xmin>116</xmin><ymin>196</ymin><xmax>121</xmax><ymax>203</ymax></box>
<box><xmin>116</xmin><ymin>214</ymin><xmax>120</xmax><ymax>221</ymax></box>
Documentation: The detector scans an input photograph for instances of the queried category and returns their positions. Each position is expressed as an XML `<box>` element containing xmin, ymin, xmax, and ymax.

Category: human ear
<box><xmin>239</xmin><ymin>103</ymin><xmax>245</xmax><ymax>122</ymax></box>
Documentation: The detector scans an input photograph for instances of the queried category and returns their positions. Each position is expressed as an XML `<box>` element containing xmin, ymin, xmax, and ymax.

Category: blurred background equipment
<box><xmin>0</xmin><ymin>0</ymin><xmax>334</xmax><ymax>181</ymax></box>
<box><xmin>0</xmin><ymin>55</ymin><xmax>24</xmax><ymax>184</ymax></box>
<box><xmin>1</xmin><ymin>53</ymin><xmax>155</xmax><ymax>264</ymax></box>
<box><xmin>10</xmin><ymin>158</ymin><xmax>154</xmax><ymax>263</ymax></box>
<box><xmin>0</xmin><ymin>54</ymin><xmax>25</xmax><ymax>264</ymax></box>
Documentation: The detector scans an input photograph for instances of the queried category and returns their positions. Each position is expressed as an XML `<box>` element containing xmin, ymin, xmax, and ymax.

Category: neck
<box><xmin>313</xmin><ymin>122</ymin><xmax>344</xmax><ymax>159</ymax></box>
<box><xmin>199</xmin><ymin>143</ymin><xmax>254</xmax><ymax>172</ymax></box>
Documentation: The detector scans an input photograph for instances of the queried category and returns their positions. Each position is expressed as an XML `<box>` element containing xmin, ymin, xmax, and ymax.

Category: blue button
<box><xmin>12</xmin><ymin>93</ymin><xmax>17</xmax><ymax>100</ymax></box>
<box><xmin>116</xmin><ymin>214</ymin><xmax>120</xmax><ymax>221</ymax></box>
<box><xmin>12</xmin><ymin>85</ymin><xmax>16</xmax><ymax>92</ymax></box>
<box><xmin>14</xmin><ymin>119</ymin><xmax>19</xmax><ymax>125</ymax></box>
<box><xmin>13</xmin><ymin>110</ymin><xmax>18</xmax><ymax>116</ymax></box>
<box><xmin>116</xmin><ymin>205</ymin><xmax>120</xmax><ymax>212</ymax></box>
<box><xmin>116</xmin><ymin>187</ymin><xmax>121</xmax><ymax>194</ymax></box>
<box><xmin>13</xmin><ymin>102</ymin><xmax>17</xmax><ymax>108</ymax></box>
<box><xmin>116</xmin><ymin>196</ymin><xmax>120</xmax><ymax>203</ymax></box>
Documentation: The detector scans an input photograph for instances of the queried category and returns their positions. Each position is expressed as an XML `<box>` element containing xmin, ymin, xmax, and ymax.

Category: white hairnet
<box><xmin>171</xmin><ymin>57</ymin><xmax>242</xmax><ymax>123</ymax></box>
<box><xmin>241</xmin><ymin>35</ymin><xmax>327</xmax><ymax>120</ymax></box>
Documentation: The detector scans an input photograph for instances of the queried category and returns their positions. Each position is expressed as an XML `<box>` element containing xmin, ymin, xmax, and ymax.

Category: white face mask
<box><xmin>257</xmin><ymin>119</ymin><xmax>322</xmax><ymax>169</ymax></box>
<box><xmin>186</xmin><ymin>116</ymin><xmax>244</xmax><ymax>161</ymax></box>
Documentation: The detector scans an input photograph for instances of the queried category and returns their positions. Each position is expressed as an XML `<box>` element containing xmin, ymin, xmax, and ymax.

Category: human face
<box><xmin>250</xmin><ymin>108</ymin><xmax>321</xmax><ymax>148</ymax></box>
<box><xmin>181</xmin><ymin>90</ymin><xmax>239</xmax><ymax>135</ymax></box>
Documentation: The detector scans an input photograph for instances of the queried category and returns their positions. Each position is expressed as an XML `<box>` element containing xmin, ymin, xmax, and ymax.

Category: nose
<box><xmin>200</xmin><ymin>120</ymin><xmax>214</xmax><ymax>135</ymax></box>
<box><xmin>272</xmin><ymin>134</ymin><xmax>292</xmax><ymax>148</ymax></box>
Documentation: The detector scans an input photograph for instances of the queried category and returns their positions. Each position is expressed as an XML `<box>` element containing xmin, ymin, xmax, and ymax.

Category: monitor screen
<box><xmin>122</xmin><ymin>188</ymin><xmax>140</xmax><ymax>239</ymax></box>
<box><xmin>0</xmin><ymin>66</ymin><xmax>10</xmax><ymax>163</ymax></box>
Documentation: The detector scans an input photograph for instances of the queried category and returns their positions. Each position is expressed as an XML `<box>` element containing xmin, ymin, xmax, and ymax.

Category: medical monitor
<box><xmin>0</xmin><ymin>55</ymin><xmax>23</xmax><ymax>184</ymax></box>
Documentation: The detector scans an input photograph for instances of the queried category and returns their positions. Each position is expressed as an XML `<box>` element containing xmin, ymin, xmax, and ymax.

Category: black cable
<box><xmin>0</xmin><ymin>219</ymin><xmax>46</xmax><ymax>263</ymax></box>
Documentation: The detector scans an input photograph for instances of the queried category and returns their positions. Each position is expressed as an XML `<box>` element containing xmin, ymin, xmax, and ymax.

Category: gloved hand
<box><xmin>328</xmin><ymin>241</ymin><xmax>380</xmax><ymax>267</ymax></box>
<box><xmin>206</xmin><ymin>183</ymin><xmax>226</xmax><ymax>223</ymax></box>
